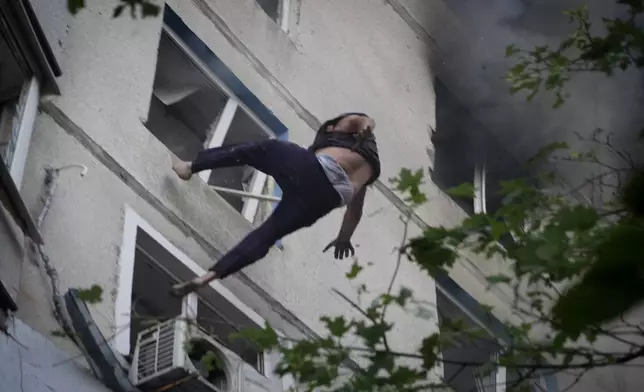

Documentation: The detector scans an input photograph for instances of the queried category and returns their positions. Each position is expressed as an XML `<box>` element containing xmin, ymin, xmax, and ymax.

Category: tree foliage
<box><xmin>505</xmin><ymin>0</ymin><xmax>644</xmax><ymax>108</ymax></box>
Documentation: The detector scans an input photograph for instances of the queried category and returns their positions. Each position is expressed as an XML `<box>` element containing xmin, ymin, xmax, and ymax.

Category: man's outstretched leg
<box><xmin>170</xmin><ymin>198</ymin><xmax>310</xmax><ymax>297</ymax></box>
<box><xmin>172</xmin><ymin>160</ymin><xmax>193</xmax><ymax>180</ymax></box>
<box><xmin>170</xmin><ymin>270</ymin><xmax>217</xmax><ymax>297</ymax></box>
<box><xmin>172</xmin><ymin>139</ymin><xmax>292</xmax><ymax>184</ymax></box>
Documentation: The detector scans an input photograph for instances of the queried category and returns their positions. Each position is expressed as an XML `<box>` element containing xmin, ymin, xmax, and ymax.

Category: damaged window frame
<box><xmin>255</xmin><ymin>0</ymin><xmax>291</xmax><ymax>32</ymax></box>
<box><xmin>115</xmin><ymin>206</ymin><xmax>279</xmax><ymax>376</ymax></box>
<box><xmin>148</xmin><ymin>25</ymin><xmax>281</xmax><ymax>224</ymax></box>
<box><xmin>0</xmin><ymin>0</ymin><xmax>56</xmax><ymax>245</ymax></box>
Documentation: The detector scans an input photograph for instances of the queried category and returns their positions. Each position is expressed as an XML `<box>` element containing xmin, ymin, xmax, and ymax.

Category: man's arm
<box><xmin>337</xmin><ymin>186</ymin><xmax>367</xmax><ymax>241</ymax></box>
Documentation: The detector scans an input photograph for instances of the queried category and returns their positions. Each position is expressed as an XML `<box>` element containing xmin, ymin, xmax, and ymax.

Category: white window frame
<box><xmin>162</xmin><ymin>26</ymin><xmax>278</xmax><ymax>223</ymax></box>
<box><xmin>473</xmin><ymin>163</ymin><xmax>487</xmax><ymax>214</ymax></box>
<box><xmin>473</xmin><ymin>352</ymin><xmax>507</xmax><ymax>392</ymax></box>
<box><xmin>2</xmin><ymin>76</ymin><xmax>40</xmax><ymax>188</ymax></box>
<box><xmin>278</xmin><ymin>0</ymin><xmax>291</xmax><ymax>32</ymax></box>
<box><xmin>114</xmin><ymin>206</ymin><xmax>280</xmax><ymax>373</ymax></box>
<box><xmin>476</xmin><ymin>164</ymin><xmax>534</xmax><ymax>241</ymax></box>
<box><xmin>495</xmin><ymin>365</ymin><xmax>506</xmax><ymax>392</ymax></box>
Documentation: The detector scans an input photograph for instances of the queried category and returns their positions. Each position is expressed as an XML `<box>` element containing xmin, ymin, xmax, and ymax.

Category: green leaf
<box><xmin>113</xmin><ymin>4</ymin><xmax>125</xmax><ymax>17</ymax></box>
<box><xmin>462</xmin><ymin>213</ymin><xmax>490</xmax><ymax>231</ymax></box>
<box><xmin>480</xmin><ymin>304</ymin><xmax>494</xmax><ymax>313</ymax></box>
<box><xmin>486</xmin><ymin>274</ymin><xmax>512</xmax><ymax>285</ymax></box>
<box><xmin>354</xmin><ymin>320</ymin><xmax>392</xmax><ymax>348</ymax></box>
<box><xmin>390</xmin><ymin>168</ymin><xmax>427</xmax><ymax>206</ymax></box>
<box><xmin>526</xmin><ymin>141</ymin><xmax>569</xmax><ymax>166</ymax></box>
<box><xmin>554</xmin><ymin>204</ymin><xmax>599</xmax><ymax>231</ymax></box>
<box><xmin>141</xmin><ymin>1</ymin><xmax>161</xmax><ymax>17</ymax></box>
<box><xmin>419</xmin><ymin>334</ymin><xmax>440</xmax><ymax>369</ymax></box>
<box><xmin>553</xmin><ymin>92</ymin><xmax>565</xmax><ymax>108</ymax></box>
<box><xmin>346</xmin><ymin>261</ymin><xmax>363</xmax><ymax>280</ymax></box>
<box><xmin>321</xmin><ymin>316</ymin><xmax>351</xmax><ymax>337</ymax></box>
<box><xmin>408</xmin><ymin>229</ymin><xmax>462</xmax><ymax>277</ymax></box>
<box><xmin>489</xmin><ymin>220</ymin><xmax>508</xmax><ymax>240</ymax></box>
<box><xmin>505</xmin><ymin>44</ymin><xmax>519</xmax><ymax>57</ymax></box>
<box><xmin>68</xmin><ymin>0</ymin><xmax>85</xmax><ymax>14</ymax></box>
<box><xmin>50</xmin><ymin>329</ymin><xmax>68</xmax><ymax>338</ymax></box>
<box><xmin>536</xmin><ymin>243</ymin><xmax>557</xmax><ymax>261</ymax></box>
<box><xmin>76</xmin><ymin>284</ymin><xmax>103</xmax><ymax>304</ymax></box>
<box><xmin>230</xmin><ymin>324</ymin><xmax>279</xmax><ymax>350</ymax></box>
<box><xmin>201</xmin><ymin>350</ymin><xmax>223</xmax><ymax>372</ymax></box>
<box><xmin>509</xmin><ymin>63</ymin><xmax>527</xmax><ymax>76</ymax></box>
<box><xmin>446</xmin><ymin>182</ymin><xmax>475</xmax><ymax>199</ymax></box>
<box><xmin>620</xmin><ymin>169</ymin><xmax>644</xmax><ymax>217</ymax></box>
<box><xmin>551</xmin><ymin>224</ymin><xmax>644</xmax><ymax>337</ymax></box>
<box><xmin>395</xmin><ymin>287</ymin><xmax>414</xmax><ymax>307</ymax></box>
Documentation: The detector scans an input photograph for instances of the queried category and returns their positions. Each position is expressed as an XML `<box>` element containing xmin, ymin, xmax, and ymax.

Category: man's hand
<box><xmin>323</xmin><ymin>238</ymin><xmax>355</xmax><ymax>260</ymax></box>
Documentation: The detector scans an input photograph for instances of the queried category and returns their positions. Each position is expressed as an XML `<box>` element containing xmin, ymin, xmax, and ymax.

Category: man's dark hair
<box><xmin>317</xmin><ymin>112</ymin><xmax>369</xmax><ymax>132</ymax></box>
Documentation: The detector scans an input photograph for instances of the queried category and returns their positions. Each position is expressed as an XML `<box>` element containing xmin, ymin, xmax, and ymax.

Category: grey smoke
<box><xmin>428</xmin><ymin>0</ymin><xmax>644</xmax><ymax>206</ymax></box>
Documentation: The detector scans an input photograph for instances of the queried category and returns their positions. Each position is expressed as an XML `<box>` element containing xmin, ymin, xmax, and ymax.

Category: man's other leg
<box><xmin>171</xmin><ymin>197</ymin><xmax>319</xmax><ymax>297</ymax></box>
<box><xmin>173</xmin><ymin>139</ymin><xmax>303</xmax><ymax>186</ymax></box>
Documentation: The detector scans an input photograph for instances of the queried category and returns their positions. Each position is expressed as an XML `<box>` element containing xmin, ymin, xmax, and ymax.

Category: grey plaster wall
<box><xmin>0</xmin><ymin>317</ymin><xmax>111</xmax><ymax>392</ymax></box>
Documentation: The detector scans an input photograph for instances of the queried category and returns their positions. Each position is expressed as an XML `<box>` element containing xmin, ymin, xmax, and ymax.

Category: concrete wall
<box><xmin>0</xmin><ymin>317</ymin><xmax>111</xmax><ymax>392</ymax></box>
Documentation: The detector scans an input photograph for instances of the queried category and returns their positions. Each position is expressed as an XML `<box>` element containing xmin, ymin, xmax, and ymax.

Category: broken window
<box><xmin>0</xmin><ymin>26</ymin><xmax>27</xmax><ymax>164</ymax></box>
<box><xmin>146</xmin><ymin>30</ymin><xmax>276</xmax><ymax>223</ymax></box>
<box><xmin>436</xmin><ymin>291</ymin><xmax>552</xmax><ymax>392</ymax></box>
<box><xmin>437</xmin><ymin>290</ymin><xmax>504</xmax><ymax>392</ymax></box>
<box><xmin>0</xmin><ymin>7</ymin><xmax>43</xmax><ymax>244</ymax></box>
<box><xmin>129</xmin><ymin>228</ymin><xmax>266</xmax><ymax>374</ymax></box>
<box><xmin>255</xmin><ymin>0</ymin><xmax>281</xmax><ymax>23</ymax></box>
<box><xmin>0</xmin><ymin>23</ymin><xmax>32</xmax><ymax>179</ymax></box>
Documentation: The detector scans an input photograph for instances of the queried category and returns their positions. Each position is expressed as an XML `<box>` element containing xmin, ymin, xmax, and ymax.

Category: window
<box><xmin>0</xmin><ymin>17</ymin><xmax>40</xmax><ymax>188</ymax></box>
<box><xmin>0</xmin><ymin>4</ymin><xmax>44</xmax><ymax>245</ymax></box>
<box><xmin>116</xmin><ymin>207</ymin><xmax>270</xmax><ymax>374</ymax></box>
<box><xmin>436</xmin><ymin>290</ymin><xmax>552</xmax><ymax>392</ymax></box>
<box><xmin>437</xmin><ymin>290</ymin><xmax>505</xmax><ymax>392</ymax></box>
<box><xmin>146</xmin><ymin>29</ymin><xmax>276</xmax><ymax>223</ymax></box>
<box><xmin>255</xmin><ymin>0</ymin><xmax>290</xmax><ymax>31</ymax></box>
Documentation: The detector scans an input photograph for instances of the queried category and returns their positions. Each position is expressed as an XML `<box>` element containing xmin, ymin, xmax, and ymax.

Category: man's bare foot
<box><xmin>170</xmin><ymin>280</ymin><xmax>201</xmax><ymax>298</ymax></box>
<box><xmin>172</xmin><ymin>161</ymin><xmax>193</xmax><ymax>181</ymax></box>
<box><xmin>170</xmin><ymin>271</ymin><xmax>217</xmax><ymax>298</ymax></box>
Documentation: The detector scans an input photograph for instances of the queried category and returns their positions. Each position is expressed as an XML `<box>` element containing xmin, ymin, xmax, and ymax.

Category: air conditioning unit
<box><xmin>129</xmin><ymin>317</ymin><xmax>253</xmax><ymax>392</ymax></box>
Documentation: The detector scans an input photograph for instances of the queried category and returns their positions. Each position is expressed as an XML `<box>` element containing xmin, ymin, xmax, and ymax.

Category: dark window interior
<box><xmin>0</xmin><ymin>24</ymin><xmax>29</xmax><ymax>166</ymax></box>
<box><xmin>437</xmin><ymin>290</ymin><xmax>502</xmax><ymax>392</ymax></box>
<box><xmin>432</xmin><ymin>79</ymin><xmax>527</xmax><ymax>216</ymax></box>
<box><xmin>129</xmin><ymin>228</ymin><xmax>265</xmax><ymax>373</ymax></box>
<box><xmin>255</xmin><ymin>0</ymin><xmax>280</xmax><ymax>22</ymax></box>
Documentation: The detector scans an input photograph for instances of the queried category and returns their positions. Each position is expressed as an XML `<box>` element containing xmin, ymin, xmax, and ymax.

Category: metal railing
<box><xmin>209</xmin><ymin>185</ymin><xmax>282</xmax><ymax>203</ymax></box>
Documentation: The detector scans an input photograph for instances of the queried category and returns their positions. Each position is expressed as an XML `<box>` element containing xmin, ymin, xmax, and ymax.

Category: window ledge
<box><xmin>0</xmin><ymin>159</ymin><xmax>43</xmax><ymax>244</ymax></box>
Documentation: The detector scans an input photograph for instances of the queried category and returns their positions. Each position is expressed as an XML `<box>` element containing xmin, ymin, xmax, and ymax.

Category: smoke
<box><xmin>431</xmin><ymin>0</ymin><xmax>644</xmax><ymax>201</ymax></box>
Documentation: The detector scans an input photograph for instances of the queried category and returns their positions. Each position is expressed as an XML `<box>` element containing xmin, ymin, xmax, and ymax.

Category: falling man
<box><xmin>170</xmin><ymin>112</ymin><xmax>381</xmax><ymax>297</ymax></box>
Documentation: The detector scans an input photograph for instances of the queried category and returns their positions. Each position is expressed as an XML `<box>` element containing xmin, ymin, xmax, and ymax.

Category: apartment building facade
<box><xmin>0</xmin><ymin>0</ymin><xmax>571</xmax><ymax>391</ymax></box>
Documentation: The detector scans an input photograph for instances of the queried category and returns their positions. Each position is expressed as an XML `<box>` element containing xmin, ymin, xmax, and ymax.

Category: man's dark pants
<box><xmin>191</xmin><ymin>139</ymin><xmax>341</xmax><ymax>279</ymax></box>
